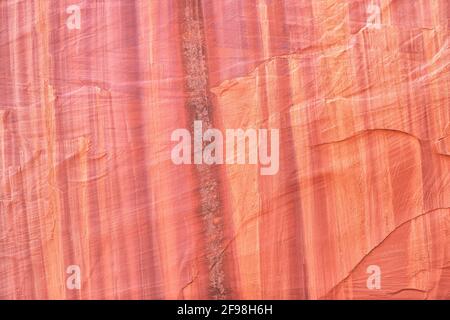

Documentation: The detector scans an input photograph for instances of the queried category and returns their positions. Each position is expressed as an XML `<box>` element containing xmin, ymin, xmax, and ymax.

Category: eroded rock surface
<box><xmin>0</xmin><ymin>0</ymin><xmax>449</xmax><ymax>299</ymax></box>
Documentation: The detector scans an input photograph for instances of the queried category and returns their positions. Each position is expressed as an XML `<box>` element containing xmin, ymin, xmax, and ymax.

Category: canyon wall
<box><xmin>0</xmin><ymin>0</ymin><xmax>449</xmax><ymax>299</ymax></box>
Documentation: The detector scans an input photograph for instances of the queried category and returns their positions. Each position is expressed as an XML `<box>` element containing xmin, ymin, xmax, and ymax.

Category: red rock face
<box><xmin>0</xmin><ymin>0</ymin><xmax>449</xmax><ymax>299</ymax></box>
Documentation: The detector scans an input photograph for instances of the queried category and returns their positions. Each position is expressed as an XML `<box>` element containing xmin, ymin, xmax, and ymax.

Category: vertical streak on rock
<box><xmin>34</xmin><ymin>0</ymin><xmax>64</xmax><ymax>299</ymax></box>
<box><xmin>180</xmin><ymin>0</ymin><xmax>227</xmax><ymax>299</ymax></box>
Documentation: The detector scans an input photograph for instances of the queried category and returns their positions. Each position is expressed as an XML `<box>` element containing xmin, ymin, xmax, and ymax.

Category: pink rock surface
<box><xmin>0</xmin><ymin>0</ymin><xmax>449</xmax><ymax>299</ymax></box>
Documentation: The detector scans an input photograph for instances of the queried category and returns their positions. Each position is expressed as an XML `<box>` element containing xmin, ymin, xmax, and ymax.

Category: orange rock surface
<box><xmin>0</xmin><ymin>0</ymin><xmax>449</xmax><ymax>299</ymax></box>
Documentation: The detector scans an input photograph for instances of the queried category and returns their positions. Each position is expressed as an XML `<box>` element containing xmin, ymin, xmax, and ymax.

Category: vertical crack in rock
<box><xmin>181</xmin><ymin>0</ymin><xmax>227</xmax><ymax>299</ymax></box>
